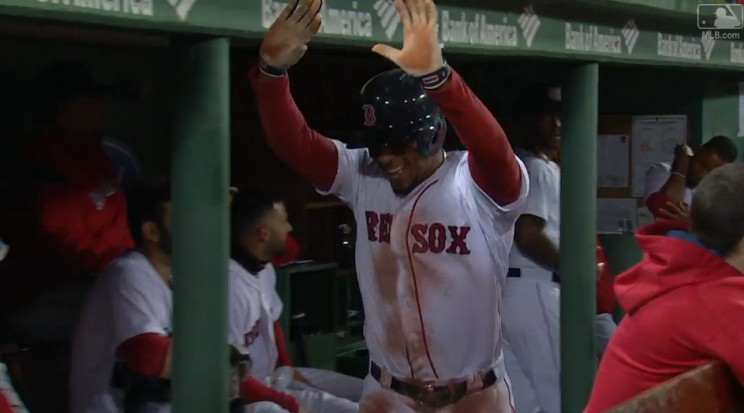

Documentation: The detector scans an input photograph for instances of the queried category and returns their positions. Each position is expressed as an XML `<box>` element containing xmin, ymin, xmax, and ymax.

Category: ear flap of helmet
<box><xmin>421</xmin><ymin>118</ymin><xmax>447</xmax><ymax>156</ymax></box>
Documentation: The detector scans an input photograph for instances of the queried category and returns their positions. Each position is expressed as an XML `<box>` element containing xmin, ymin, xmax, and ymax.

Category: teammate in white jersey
<box><xmin>251</xmin><ymin>0</ymin><xmax>527</xmax><ymax>411</ymax></box>
<box><xmin>228</xmin><ymin>188</ymin><xmax>362</xmax><ymax>413</ymax></box>
<box><xmin>70</xmin><ymin>182</ymin><xmax>175</xmax><ymax>413</ymax></box>
<box><xmin>70</xmin><ymin>183</ymin><xmax>290</xmax><ymax>413</ymax></box>
<box><xmin>643</xmin><ymin>136</ymin><xmax>736</xmax><ymax>222</ymax></box>
<box><xmin>503</xmin><ymin>87</ymin><xmax>562</xmax><ymax>413</ymax></box>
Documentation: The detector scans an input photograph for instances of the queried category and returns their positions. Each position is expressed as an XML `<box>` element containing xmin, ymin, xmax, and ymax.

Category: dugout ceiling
<box><xmin>0</xmin><ymin>0</ymin><xmax>742</xmax><ymax>71</ymax></box>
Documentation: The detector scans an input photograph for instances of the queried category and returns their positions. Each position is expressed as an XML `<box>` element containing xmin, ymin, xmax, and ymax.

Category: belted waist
<box><xmin>507</xmin><ymin>267</ymin><xmax>561</xmax><ymax>284</ymax></box>
<box><xmin>369</xmin><ymin>361</ymin><xmax>498</xmax><ymax>409</ymax></box>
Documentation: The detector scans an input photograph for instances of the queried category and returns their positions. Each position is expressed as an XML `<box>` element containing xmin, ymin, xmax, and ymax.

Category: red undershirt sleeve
<box><xmin>240</xmin><ymin>376</ymin><xmax>299</xmax><ymax>413</ymax></box>
<box><xmin>249</xmin><ymin>66</ymin><xmax>338</xmax><ymax>192</ymax></box>
<box><xmin>426</xmin><ymin>70</ymin><xmax>522</xmax><ymax>206</ymax></box>
<box><xmin>645</xmin><ymin>191</ymin><xmax>672</xmax><ymax>220</ymax></box>
<box><xmin>273</xmin><ymin>320</ymin><xmax>293</xmax><ymax>368</ymax></box>
<box><xmin>0</xmin><ymin>393</ymin><xmax>13</xmax><ymax>413</ymax></box>
<box><xmin>117</xmin><ymin>333</ymin><xmax>171</xmax><ymax>378</ymax></box>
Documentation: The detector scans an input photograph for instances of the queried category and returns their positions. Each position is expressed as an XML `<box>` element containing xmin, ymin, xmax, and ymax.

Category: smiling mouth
<box><xmin>386</xmin><ymin>166</ymin><xmax>404</xmax><ymax>179</ymax></box>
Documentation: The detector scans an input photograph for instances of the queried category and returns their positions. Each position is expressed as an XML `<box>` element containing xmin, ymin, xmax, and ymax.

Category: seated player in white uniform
<box><xmin>228</xmin><ymin>188</ymin><xmax>362</xmax><ymax>413</ymax></box>
<box><xmin>643</xmin><ymin>136</ymin><xmax>736</xmax><ymax>222</ymax></box>
<box><xmin>69</xmin><ymin>182</ymin><xmax>291</xmax><ymax>413</ymax></box>
<box><xmin>503</xmin><ymin>86</ymin><xmax>562</xmax><ymax>413</ymax></box>
<box><xmin>251</xmin><ymin>0</ymin><xmax>527</xmax><ymax>411</ymax></box>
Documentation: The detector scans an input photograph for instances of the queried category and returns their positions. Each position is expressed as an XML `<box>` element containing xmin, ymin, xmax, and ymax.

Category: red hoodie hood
<box><xmin>615</xmin><ymin>220</ymin><xmax>733</xmax><ymax>315</ymax></box>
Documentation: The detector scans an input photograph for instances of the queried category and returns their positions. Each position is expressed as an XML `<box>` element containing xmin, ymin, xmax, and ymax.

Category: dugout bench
<box><xmin>604</xmin><ymin>362</ymin><xmax>744</xmax><ymax>413</ymax></box>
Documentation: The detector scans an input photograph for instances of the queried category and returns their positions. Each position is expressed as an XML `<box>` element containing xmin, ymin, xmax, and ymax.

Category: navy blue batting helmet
<box><xmin>348</xmin><ymin>69</ymin><xmax>446</xmax><ymax>157</ymax></box>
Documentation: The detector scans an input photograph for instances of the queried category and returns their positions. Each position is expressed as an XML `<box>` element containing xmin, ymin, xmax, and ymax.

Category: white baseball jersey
<box><xmin>228</xmin><ymin>260</ymin><xmax>283</xmax><ymax>379</ymax></box>
<box><xmin>504</xmin><ymin>152</ymin><xmax>562</xmax><ymax>413</ymax></box>
<box><xmin>644</xmin><ymin>162</ymin><xmax>693</xmax><ymax>205</ymax></box>
<box><xmin>228</xmin><ymin>260</ymin><xmax>362</xmax><ymax>413</ymax></box>
<box><xmin>69</xmin><ymin>251</ymin><xmax>172</xmax><ymax>413</ymax></box>
<box><xmin>509</xmin><ymin>152</ymin><xmax>561</xmax><ymax>277</ymax></box>
<box><xmin>318</xmin><ymin>141</ymin><xmax>528</xmax><ymax>381</ymax></box>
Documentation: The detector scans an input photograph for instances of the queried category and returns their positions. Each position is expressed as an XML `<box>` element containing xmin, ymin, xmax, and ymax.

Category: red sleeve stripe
<box><xmin>240</xmin><ymin>376</ymin><xmax>299</xmax><ymax>413</ymax></box>
<box><xmin>273</xmin><ymin>320</ymin><xmax>293</xmax><ymax>368</ymax></box>
<box><xmin>117</xmin><ymin>333</ymin><xmax>170</xmax><ymax>377</ymax></box>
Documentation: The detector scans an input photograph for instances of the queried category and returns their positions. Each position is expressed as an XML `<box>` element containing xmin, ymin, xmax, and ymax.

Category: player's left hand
<box><xmin>293</xmin><ymin>369</ymin><xmax>316</xmax><ymax>388</ymax></box>
<box><xmin>659</xmin><ymin>201</ymin><xmax>690</xmax><ymax>223</ymax></box>
<box><xmin>371</xmin><ymin>0</ymin><xmax>444</xmax><ymax>76</ymax></box>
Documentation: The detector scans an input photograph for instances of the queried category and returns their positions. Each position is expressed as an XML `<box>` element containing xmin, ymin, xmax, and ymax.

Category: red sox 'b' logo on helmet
<box><xmin>362</xmin><ymin>104</ymin><xmax>376</xmax><ymax>127</ymax></box>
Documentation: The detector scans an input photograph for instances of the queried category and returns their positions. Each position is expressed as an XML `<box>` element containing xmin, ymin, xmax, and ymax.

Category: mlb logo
<box><xmin>697</xmin><ymin>3</ymin><xmax>744</xmax><ymax>29</ymax></box>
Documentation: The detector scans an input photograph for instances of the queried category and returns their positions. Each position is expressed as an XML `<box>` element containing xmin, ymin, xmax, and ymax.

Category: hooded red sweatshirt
<box><xmin>584</xmin><ymin>220</ymin><xmax>744</xmax><ymax>413</ymax></box>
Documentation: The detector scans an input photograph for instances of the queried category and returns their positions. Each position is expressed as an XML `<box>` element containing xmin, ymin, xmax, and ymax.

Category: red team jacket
<box><xmin>584</xmin><ymin>221</ymin><xmax>744</xmax><ymax>413</ymax></box>
<box><xmin>0</xmin><ymin>131</ymin><xmax>133</xmax><ymax>312</ymax></box>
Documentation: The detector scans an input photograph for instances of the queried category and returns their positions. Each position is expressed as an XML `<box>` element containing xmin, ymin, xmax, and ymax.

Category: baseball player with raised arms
<box><xmin>228</xmin><ymin>187</ymin><xmax>362</xmax><ymax>413</ymax></box>
<box><xmin>251</xmin><ymin>0</ymin><xmax>528</xmax><ymax>411</ymax></box>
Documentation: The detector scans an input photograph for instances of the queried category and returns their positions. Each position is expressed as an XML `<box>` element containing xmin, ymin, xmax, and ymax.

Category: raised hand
<box><xmin>371</xmin><ymin>0</ymin><xmax>444</xmax><ymax>76</ymax></box>
<box><xmin>259</xmin><ymin>0</ymin><xmax>323</xmax><ymax>68</ymax></box>
<box><xmin>671</xmin><ymin>144</ymin><xmax>693</xmax><ymax>175</ymax></box>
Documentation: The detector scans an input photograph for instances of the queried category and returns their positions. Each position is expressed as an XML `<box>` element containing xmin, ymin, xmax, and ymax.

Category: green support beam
<box><xmin>171</xmin><ymin>37</ymin><xmax>231</xmax><ymax>413</ymax></box>
<box><xmin>560</xmin><ymin>63</ymin><xmax>599</xmax><ymax>413</ymax></box>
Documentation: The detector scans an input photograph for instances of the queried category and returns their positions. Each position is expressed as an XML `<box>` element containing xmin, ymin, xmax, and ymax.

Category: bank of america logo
<box><xmin>518</xmin><ymin>6</ymin><xmax>540</xmax><ymax>48</ymax></box>
<box><xmin>701</xmin><ymin>36</ymin><xmax>716</xmax><ymax>60</ymax></box>
<box><xmin>167</xmin><ymin>0</ymin><xmax>197</xmax><ymax>21</ymax></box>
<box><xmin>374</xmin><ymin>0</ymin><xmax>400</xmax><ymax>40</ymax></box>
<box><xmin>621</xmin><ymin>20</ymin><xmax>639</xmax><ymax>54</ymax></box>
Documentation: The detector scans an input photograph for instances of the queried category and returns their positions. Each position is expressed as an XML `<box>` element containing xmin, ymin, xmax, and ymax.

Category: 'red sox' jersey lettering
<box><xmin>366</xmin><ymin>211</ymin><xmax>393</xmax><ymax>243</ymax></box>
<box><xmin>410</xmin><ymin>223</ymin><xmax>471</xmax><ymax>255</ymax></box>
<box><xmin>365</xmin><ymin>210</ymin><xmax>471</xmax><ymax>254</ymax></box>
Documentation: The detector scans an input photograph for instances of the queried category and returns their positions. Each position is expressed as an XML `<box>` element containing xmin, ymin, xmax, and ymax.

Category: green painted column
<box><xmin>560</xmin><ymin>63</ymin><xmax>599</xmax><ymax>413</ymax></box>
<box><xmin>171</xmin><ymin>37</ymin><xmax>231</xmax><ymax>413</ymax></box>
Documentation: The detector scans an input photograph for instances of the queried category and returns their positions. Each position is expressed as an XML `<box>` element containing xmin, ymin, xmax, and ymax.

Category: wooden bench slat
<box><xmin>605</xmin><ymin>362</ymin><xmax>744</xmax><ymax>413</ymax></box>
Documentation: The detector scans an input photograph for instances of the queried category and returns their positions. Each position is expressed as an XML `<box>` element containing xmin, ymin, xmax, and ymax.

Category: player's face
<box><xmin>535</xmin><ymin>112</ymin><xmax>561</xmax><ymax>150</ymax></box>
<box><xmin>689</xmin><ymin>150</ymin><xmax>727</xmax><ymax>187</ymax></box>
<box><xmin>56</xmin><ymin>95</ymin><xmax>108</xmax><ymax>137</ymax></box>
<box><xmin>374</xmin><ymin>139</ymin><xmax>423</xmax><ymax>194</ymax></box>
<box><xmin>265</xmin><ymin>202</ymin><xmax>292</xmax><ymax>259</ymax></box>
<box><xmin>141</xmin><ymin>202</ymin><xmax>172</xmax><ymax>254</ymax></box>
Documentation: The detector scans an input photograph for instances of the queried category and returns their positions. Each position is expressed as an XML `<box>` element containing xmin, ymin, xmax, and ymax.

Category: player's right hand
<box><xmin>259</xmin><ymin>0</ymin><xmax>323</xmax><ymax>68</ymax></box>
<box><xmin>371</xmin><ymin>0</ymin><xmax>444</xmax><ymax>76</ymax></box>
<box><xmin>671</xmin><ymin>144</ymin><xmax>692</xmax><ymax>174</ymax></box>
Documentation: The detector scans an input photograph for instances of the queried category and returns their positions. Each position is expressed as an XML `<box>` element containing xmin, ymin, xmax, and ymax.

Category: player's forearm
<box><xmin>240</xmin><ymin>376</ymin><xmax>299</xmax><ymax>413</ymax></box>
<box><xmin>658</xmin><ymin>173</ymin><xmax>687</xmax><ymax>204</ymax></box>
<box><xmin>426</xmin><ymin>69</ymin><xmax>521</xmax><ymax>205</ymax></box>
<box><xmin>515</xmin><ymin>229</ymin><xmax>560</xmax><ymax>271</ymax></box>
<box><xmin>646</xmin><ymin>174</ymin><xmax>686</xmax><ymax>219</ymax></box>
<box><xmin>250</xmin><ymin>66</ymin><xmax>338</xmax><ymax>191</ymax></box>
